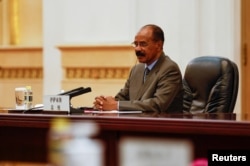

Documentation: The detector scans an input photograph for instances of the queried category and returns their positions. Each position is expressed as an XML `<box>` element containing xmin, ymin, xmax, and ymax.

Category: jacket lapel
<box><xmin>134</xmin><ymin>53</ymin><xmax>165</xmax><ymax>99</ymax></box>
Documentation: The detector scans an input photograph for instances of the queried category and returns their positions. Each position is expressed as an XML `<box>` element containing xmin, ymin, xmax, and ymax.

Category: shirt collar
<box><xmin>145</xmin><ymin>59</ymin><xmax>158</xmax><ymax>70</ymax></box>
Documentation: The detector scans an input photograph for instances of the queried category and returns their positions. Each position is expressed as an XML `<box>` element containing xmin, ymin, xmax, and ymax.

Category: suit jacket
<box><xmin>115</xmin><ymin>52</ymin><xmax>183</xmax><ymax>113</ymax></box>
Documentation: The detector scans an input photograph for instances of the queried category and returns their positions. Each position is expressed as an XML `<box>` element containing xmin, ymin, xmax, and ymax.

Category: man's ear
<box><xmin>157</xmin><ymin>40</ymin><xmax>163</xmax><ymax>50</ymax></box>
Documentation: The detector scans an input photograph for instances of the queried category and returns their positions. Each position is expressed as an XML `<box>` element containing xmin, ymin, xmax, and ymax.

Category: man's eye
<box><xmin>131</xmin><ymin>42</ymin><xmax>148</xmax><ymax>47</ymax></box>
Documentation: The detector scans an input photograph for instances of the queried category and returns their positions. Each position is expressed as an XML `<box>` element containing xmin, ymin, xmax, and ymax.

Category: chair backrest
<box><xmin>183</xmin><ymin>56</ymin><xmax>239</xmax><ymax>114</ymax></box>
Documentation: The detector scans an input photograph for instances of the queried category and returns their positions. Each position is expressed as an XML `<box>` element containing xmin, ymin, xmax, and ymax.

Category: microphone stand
<box><xmin>59</xmin><ymin>87</ymin><xmax>92</xmax><ymax>114</ymax></box>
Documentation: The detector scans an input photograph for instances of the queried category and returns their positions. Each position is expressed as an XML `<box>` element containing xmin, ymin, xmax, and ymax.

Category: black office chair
<box><xmin>183</xmin><ymin>56</ymin><xmax>239</xmax><ymax>114</ymax></box>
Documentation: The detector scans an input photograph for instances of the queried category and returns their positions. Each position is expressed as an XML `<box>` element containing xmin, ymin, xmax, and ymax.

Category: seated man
<box><xmin>93</xmin><ymin>24</ymin><xmax>183</xmax><ymax>113</ymax></box>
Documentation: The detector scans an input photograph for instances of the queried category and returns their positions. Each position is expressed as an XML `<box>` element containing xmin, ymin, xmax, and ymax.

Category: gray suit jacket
<box><xmin>115</xmin><ymin>53</ymin><xmax>183</xmax><ymax>113</ymax></box>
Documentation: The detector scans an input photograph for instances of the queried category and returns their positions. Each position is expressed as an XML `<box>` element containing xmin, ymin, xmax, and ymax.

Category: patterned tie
<box><xmin>144</xmin><ymin>67</ymin><xmax>150</xmax><ymax>83</ymax></box>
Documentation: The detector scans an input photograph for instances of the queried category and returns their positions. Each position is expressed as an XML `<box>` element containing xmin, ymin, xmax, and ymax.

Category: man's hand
<box><xmin>93</xmin><ymin>95</ymin><xmax>118</xmax><ymax>111</ymax></box>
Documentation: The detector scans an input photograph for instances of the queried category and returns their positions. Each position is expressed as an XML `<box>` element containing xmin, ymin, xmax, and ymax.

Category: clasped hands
<box><xmin>93</xmin><ymin>95</ymin><xmax>118</xmax><ymax>111</ymax></box>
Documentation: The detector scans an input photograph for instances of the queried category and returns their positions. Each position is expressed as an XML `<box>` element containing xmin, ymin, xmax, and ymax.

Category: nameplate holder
<box><xmin>43</xmin><ymin>95</ymin><xmax>70</xmax><ymax>112</ymax></box>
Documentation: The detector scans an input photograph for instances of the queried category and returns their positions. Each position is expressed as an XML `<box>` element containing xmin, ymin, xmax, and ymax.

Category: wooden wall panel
<box><xmin>0</xmin><ymin>46</ymin><xmax>43</xmax><ymax>108</ymax></box>
<box><xmin>58</xmin><ymin>44</ymin><xmax>136</xmax><ymax>107</ymax></box>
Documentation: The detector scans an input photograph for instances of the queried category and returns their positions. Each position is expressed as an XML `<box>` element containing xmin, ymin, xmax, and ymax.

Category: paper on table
<box><xmin>84</xmin><ymin>110</ymin><xmax>142</xmax><ymax>114</ymax></box>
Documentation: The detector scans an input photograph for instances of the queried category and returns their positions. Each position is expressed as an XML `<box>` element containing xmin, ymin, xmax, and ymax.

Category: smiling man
<box><xmin>93</xmin><ymin>24</ymin><xmax>183</xmax><ymax>113</ymax></box>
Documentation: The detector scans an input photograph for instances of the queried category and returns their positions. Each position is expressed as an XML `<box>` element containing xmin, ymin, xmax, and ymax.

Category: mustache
<box><xmin>136</xmin><ymin>51</ymin><xmax>145</xmax><ymax>57</ymax></box>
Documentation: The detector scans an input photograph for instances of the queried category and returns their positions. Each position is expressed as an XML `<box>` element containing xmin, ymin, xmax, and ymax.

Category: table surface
<box><xmin>1</xmin><ymin>109</ymin><xmax>250</xmax><ymax>136</ymax></box>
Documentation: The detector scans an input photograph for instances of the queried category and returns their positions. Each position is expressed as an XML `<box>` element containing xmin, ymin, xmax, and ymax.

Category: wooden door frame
<box><xmin>241</xmin><ymin>0</ymin><xmax>250</xmax><ymax>116</ymax></box>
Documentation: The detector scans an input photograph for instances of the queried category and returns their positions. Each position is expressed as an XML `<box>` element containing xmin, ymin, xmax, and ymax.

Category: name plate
<box><xmin>119</xmin><ymin>137</ymin><xmax>192</xmax><ymax>166</ymax></box>
<box><xmin>43</xmin><ymin>95</ymin><xmax>70</xmax><ymax>112</ymax></box>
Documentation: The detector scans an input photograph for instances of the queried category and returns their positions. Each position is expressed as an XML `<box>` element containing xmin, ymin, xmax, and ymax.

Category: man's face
<box><xmin>132</xmin><ymin>27</ymin><xmax>161</xmax><ymax>65</ymax></box>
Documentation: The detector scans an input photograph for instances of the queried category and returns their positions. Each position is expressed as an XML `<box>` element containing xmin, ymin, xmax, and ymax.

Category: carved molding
<box><xmin>65</xmin><ymin>67</ymin><xmax>130</xmax><ymax>79</ymax></box>
<box><xmin>0</xmin><ymin>67</ymin><xmax>43</xmax><ymax>79</ymax></box>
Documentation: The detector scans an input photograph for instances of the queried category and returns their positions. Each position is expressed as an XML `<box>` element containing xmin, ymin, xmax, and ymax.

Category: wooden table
<box><xmin>0</xmin><ymin>111</ymin><xmax>250</xmax><ymax>166</ymax></box>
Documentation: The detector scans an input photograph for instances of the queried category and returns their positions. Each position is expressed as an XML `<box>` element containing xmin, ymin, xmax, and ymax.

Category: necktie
<box><xmin>144</xmin><ymin>67</ymin><xmax>150</xmax><ymax>83</ymax></box>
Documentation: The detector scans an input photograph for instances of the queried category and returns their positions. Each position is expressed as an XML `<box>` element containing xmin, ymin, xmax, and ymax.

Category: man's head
<box><xmin>132</xmin><ymin>24</ymin><xmax>164</xmax><ymax>65</ymax></box>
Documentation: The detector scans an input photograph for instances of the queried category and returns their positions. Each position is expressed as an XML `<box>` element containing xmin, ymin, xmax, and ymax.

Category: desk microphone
<box><xmin>66</xmin><ymin>87</ymin><xmax>92</xmax><ymax>99</ymax></box>
<box><xmin>58</xmin><ymin>87</ymin><xmax>92</xmax><ymax>114</ymax></box>
<box><xmin>58</xmin><ymin>87</ymin><xmax>91</xmax><ymax>98</ymax></box>
<box><xmin>58</xmin><ymin>87</ymin><xmax>84</xmax><ymax>96</ymax></box>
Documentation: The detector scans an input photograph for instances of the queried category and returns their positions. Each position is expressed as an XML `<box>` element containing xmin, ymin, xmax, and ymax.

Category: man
<box><xmin>94</xmin><ymin>24</ymin><xmax>183</xmax><ymax>113</ymax></box>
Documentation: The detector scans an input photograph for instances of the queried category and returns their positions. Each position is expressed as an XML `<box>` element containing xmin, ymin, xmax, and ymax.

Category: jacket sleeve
<box><xmin>117</xmin><ymin>64</ymin><xmax>183</xmax><ymax>113</ymax></box>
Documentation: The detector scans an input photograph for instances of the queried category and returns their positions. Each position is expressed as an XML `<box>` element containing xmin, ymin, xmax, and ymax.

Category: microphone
<box><xmin>58</xmin><ymin>87</ymin><xmax>92</xmax><ymax>98</ymax></box>
<box><xmin>58</xmin><ymin>87</ymin><xmax>92</xmax><ymax>114</ymax></box>
<box><xmin>22</xmin><ymin>87</ymin><xmax>92</xmax><ymax>114</ymax></box>
<box><xmin>67</xmin><ymin>87</ymin><xmax>92</xmax><ymax>99</ymax></box>
<box><xmin>58</xmin><ymin>87</ymin><xmax>84</xmax><ymax>96</ymax></box>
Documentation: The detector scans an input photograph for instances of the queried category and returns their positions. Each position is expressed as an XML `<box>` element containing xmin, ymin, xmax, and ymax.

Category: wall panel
<box><xmin>58</xmin><ymin>44</ymin><xmax>135</xmax><ymax>107</ymax></box>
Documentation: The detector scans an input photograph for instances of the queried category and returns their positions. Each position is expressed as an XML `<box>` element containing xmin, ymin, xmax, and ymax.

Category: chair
<box><xmin>183</xmin><ymin>56</ymin><xmax>239</xmax><ymax>114</ymax></box>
